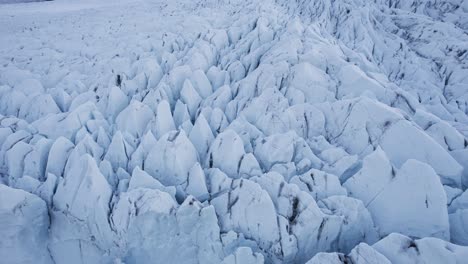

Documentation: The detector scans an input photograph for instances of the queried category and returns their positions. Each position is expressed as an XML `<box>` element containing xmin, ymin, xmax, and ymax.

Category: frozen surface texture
<box><xmin>0</xmin><ymin>0</ymin><xmax>468</xmax><ymax>263</ymax></box>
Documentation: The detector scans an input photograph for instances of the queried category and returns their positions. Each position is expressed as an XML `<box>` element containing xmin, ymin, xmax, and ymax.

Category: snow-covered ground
<box><xmin>0</xmin><ymin>0</ymin><xmax>468</xmax><ymax>263</ymax></box>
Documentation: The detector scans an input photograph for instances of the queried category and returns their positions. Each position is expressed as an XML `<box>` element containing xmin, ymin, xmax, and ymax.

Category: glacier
<box><xmin>0</xmin><ymin>0</ymin><xmax>468</xmax><ymax>263</ymax></box>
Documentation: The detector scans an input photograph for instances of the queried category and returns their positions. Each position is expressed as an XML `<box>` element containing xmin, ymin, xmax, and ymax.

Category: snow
<box><xmin>0</xmin><ymin>0</ymin><xmax>468</xmax><ymax>262</ymax></box>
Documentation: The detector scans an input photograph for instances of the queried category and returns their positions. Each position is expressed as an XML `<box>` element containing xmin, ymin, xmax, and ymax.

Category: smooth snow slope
<box><xmin>0</xmin><ymin>0</ymin><xmax>468</xmax><ymax>263</ymax></box>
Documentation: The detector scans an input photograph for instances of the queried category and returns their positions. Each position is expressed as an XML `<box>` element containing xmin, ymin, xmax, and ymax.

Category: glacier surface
<box><xmin>0</xmin><ymin>0</ymin><xmax>468</xmax><ymax>263</ymax></box>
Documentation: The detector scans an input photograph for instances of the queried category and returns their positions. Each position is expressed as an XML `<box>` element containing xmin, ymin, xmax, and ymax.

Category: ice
<box><xmin>289</xmin><ymin>62</ymin><xmax>334</xmax><ymax>104</ymax></box>
<box><xmin>189</xmin><ymin>114</ymin><xmax>215</xmax><ymax>160</ymax></box>
<box><xmin>343</xmin><ymin>147</ymin><xmax>394</xmax><ymax>205</ymax></box>
<box><xmin>209</xmin><ymin>176</ymin><xmax>280</xmax><ymax>252</ymax></box>
<box><xmin>128</xmin><ymin>130</ymin><xmax>157</xmax><ymax>172</ymax></box>
<box><xmin>451</xmin><ymin>149</ymin><xmax>468</xmax><ymax>189</ymax></box>
<box><xmin>1</xmin><ymin>0</ymin><xmax>467</xmax><ymax>262</ymax></box>
<box><xmin>122</xmin><ymin>196</ymin><xmax>224</xmax><ymax>264</ymax></box>
<box><xmin>373</xmin><ymin>233</ymin><xmax>468</xmax><ymax>264</ymax></box>
<box><xmin>51</xmin><ymin>154</ymin><xmax>114</xmax><ymax>260</ymax></box>
<box><xmin>207</xmin><ymin>66</ymin><xmax>229</xmax><ymax>90</ymax></box>
<box><xmin>345</xmin><ymin>149</ymin><xmax>450</xmax><ymax>239</ymax></box>
<box><xmin>336</xmin><ymin>64</ymin><xmax>386</xmax><ymax>100</ymax></box>
<box><xmin>221</xmin><ymin>247</ymin><xmax>264</xmax><ymax>264</ymax></box>
<box><xmin>305</xmin><ymin>242</ymin><xmax>392</xmax><ymax>264</ymax></box>
<box><xmin>22</xmin><ymin>137</ymin><xmax>52</xmax><ymax>181</ymax></box>
<box><xmin>444</xmin><ymin>185</ymin><xmax>463</xmax><ymax>206</ymax></box>
<box><xmin>380</xmin><ymin>119</ymin><xmax>463</xmax><ymax>187</ymax></box>
<box><xmin>305</xmin><ymin>253</ymin><xmax>346</xmax><ymax>264</ymax></box>
<box><xmin>206</xmin><ymin>129</ymin><xmax>246</xmax><ymax>178</ymax></box>
<box><xmin>318</xmin><ymin>195</ymin><xmax>378</xmax><ymax>253</ymax></box>
<box><xmin>111</xmin><ymin>188</ymin><xmax>177</xmax><ymax>243</ymax></box>
<box><xmin>320</xmin><ymin>97</ymin><xmax>463</xmax><ymax>186</ymax></box>
<box><xmin>44</xmin><ymin>136</ymin><xmax>74</xmax><ymax>178</ymax></box>
<box><xmin>183</xmin><ymin>162</ymin><xmax>208</xmax><ymax>199</ymax></box>
<box><xmin>290</xmin><ymin>169</ymin><xmax>347</xmax><ymax>201</ymax></box>
<box><xmin>413</xmin><ymin>109</ymin><xmax>466</xmax><ymax>151</ymax></box>
<box><xmin>254</xmin><ymin>132</ymin><xmax>295</xmax><ymax>171</ymax></box>
<box><xmin>348</xmin><ymin>243</ymin><xmax>391</xmax><ymax>264</ymax></box>
<box><xmin>449</xmin><ymin>208</ymin><xmax>468</xmax><ymax>246</ymax></box>
<box><xmin>104</xmin><ymin>131</ymin><xmax>134</xmax><ymax>171</ymax></box>
<box><xmin>35</xmin><ymin>173</ymin><xmax>57</xmax><ymax>207</ymax></box>
<box><xmin>152</xmin><ymin>100</ymin><xmax>176</xmax><ymax>139</ymax></box>
<box><xmin>203</xmin><ymin>85</ymin><xmax>232</xmax><ymax>112</ymax></box>
<box><xmin>252</xmin><ymin>172</ymin><xmax>343</xmax><ymax>262</ymax></box>
<box><xmin>180</xmin><ymin>80</ymin><xmax>202</xmax><ymax>120</ymax></box>
<box><xmin>106</xmin><ymin>86</ymin><xmax>128</xmax><ymax>118</ymax></box>
<box><xmin>115</xmin><ymin>100</ymin><xmax>153</xmax><ymax>138</ymax></box>
<box><xmin>227</xmin><ymin>61</ymin><xmax>246</xmax><ymax>83</ymax></box>
<box><xmin>19</xmin><ymin>94</ymin><xmax>60</xmax><ymax>122</ymax></box>
<box><xmin>145</xmin><ymin>130</ymin><xmax>198</xmax><ymax>186</ymax></box>
<box><xmin>130</xmin><ymin>58</ymin><xmax>163</xmax><ymax>90</ymax></box>
<box><xmin>190</xmin><ymin>69</ymin><xmax>213</xmax><ymax>98</ymax></box>
<box><xmin>448</xmin><ymin>189</ymin><xmax>468</xmax><ymax>245</ymax></box>
<box><xmin>0</xmin><ymin>184</ymin><xmax>52</xmax><ymax>264</ymax></box>
<box><xmin>128</xmin><ymin>166</ymin><xmax>176</xmax><ymax>197</ymax></box>
<box><xmin>307</xmin><ymin>233</ymin><xmax>468</xmax><ymax>264</ymax></box>
<box><xmin>173</xmin><ymin>100</ymin><xmax>192</xmax><ymax>128</ymax></box>
<box><xmin>33</xmin><ymin>102</ymin><xmax>105</xmax><ymax>141</ymax></box>
<box><xmin>238</xmin><ymin>153</ymin><xmax>262</xmax><ymax>179</ymax></box>
<box><xmin>5</xmin><ymin>140</ymin><xmax>33</xmax><ymax>184</ymax></box>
